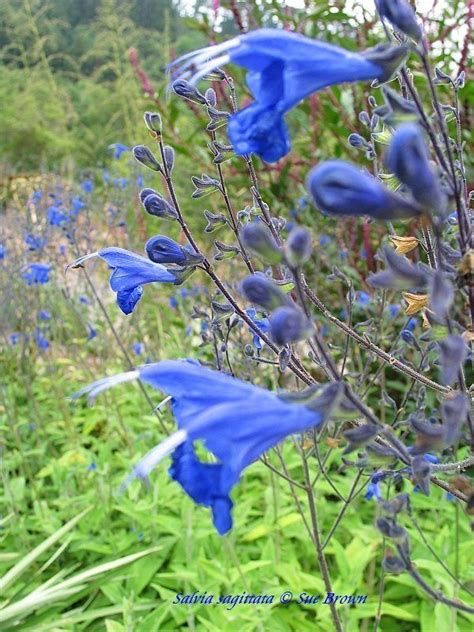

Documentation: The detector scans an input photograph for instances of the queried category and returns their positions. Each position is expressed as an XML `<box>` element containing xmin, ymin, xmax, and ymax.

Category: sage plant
<box><xmin>73</xmin><ymin>1</ymin><xmax>473</xmax><ymax>624</ymax></box>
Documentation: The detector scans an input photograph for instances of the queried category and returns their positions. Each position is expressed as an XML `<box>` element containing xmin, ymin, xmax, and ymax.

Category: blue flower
<box><xmin>10</xmin><ymin>333</ymin><xmax>21</xmax><ymax>345</ymax></box>
<box><xmin>387</xmin><ymin>303</ymin><xmax>400</xmax><ymax>318</ymax></box>
<box><xmin>25</xmin><ymin>234</ymin><xmax>46</xmax><ymax>252</ymax></box>
<box><xmin>34</xmin><ymin>330</ymin><xmax>49</xmax><ymax>350</ymax></box>
<box><xmin>245</xmin><ymin>308</ymin><xmax>270</xmax><ymax>350</ymax></box>
<box><xmin>319</xmin><ymin>234</ymin><xmax>331</xmax><ymax>246</ymax></box>
<box><xmin>307</xmin><ymin>160</ymin><xmax>422</xmax><ymax>220</ymax></box>
<box><xmin>76</xmin><ymin>360</ymin><xmax>343</xmax><ymax>534</ymax></box>
<box><xmin>109</xmin><ymin>143</ymin><xmax>130</xmax><ymax>159</ymax></box>
<box><xmin>170</xmin><ymin>29</ymin><xmax>407</xmax><ymax>162</ymax></box>
<box><xmin>31</xmin><ymin>191</ymin><xmax>43</xmax><ymax>204</ymax></box>
<box><xmin>22</xmin><ymin>263</ymin><xmax>52</xmax><ymax>285</ymax></box>
<box><xmin>71</xmin><ymin>197</ymin><xmax>86</xmax><ymax>215</ymax></box>
<box><xmin>385</xmin><ymin>123</ymin><xmax>445</xmax><ymax>215</ymax></box>
<box><xmin>0</xmin><ymin>244</ymin><xmax>5</xmax><ymax>260</ymax></box>
<box><xmin>132</xmin><ymin>342</ymin><xmax>144</xmax><ymax>355</ymax></box>
<box><xmin>356</xmin><ymin>291</ymin><xmax>371</xmax><ymax>307</ymax></box>
<box><xmin>87</xmin><ymin>324</ymin><xmax>97</xmax><ymax>340</ymax></box>
<box><xmin>47</xmin><ymin>205</ymin><xmax>68</xmax><ymax>226</ymax></box>
<box><xmin>69</xmin><ymin>247</ymin><xmax>176</xmax><ymax>315</ymax></box>
<box><xmin>365</xmin><ymin>481</ymin><xmax>382</xmax><ymax>501</ymax></box>
<box><xmin>113</xmin><ymin>177</ymin><xmax>128</xmax><ymax>189</ymax></box>
<box><xmin>81</xmin><ymin>179</ymin><xmax>94</xmax><ymax>193</ymax></box>
<box><xmin>38</xmin><ymin>310</ymin><xmax>51</xmax><ymax>321</ymax></box>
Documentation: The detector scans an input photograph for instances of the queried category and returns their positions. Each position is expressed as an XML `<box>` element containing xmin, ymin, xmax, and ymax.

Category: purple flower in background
<box><xmin>22</xmin><ymin>263</ymin><xmax>52</xmax><ymax>285</ymax></box>
<box><xmin>319</xmin><ymin>234</ymin><xmax>331</xmax><ymax>247</ymax></box>
<box><xmin>38</xmin><ymin>310</ymin><xmax>51</xmax><ymax>321</ymax></box>
<box><xmin>87</xmin><ymin>324</ymin><xmax>97</xmax><ymax>340</ymax></box>
<box><xmin>10</xmin><ymin>333</ymin><xmax>21</xmax><ymax>345</ymax></box>
<box><xmin>307</xmin><ymin>161</ymin><xmax>421</xmax><ymax>220</ymax></box>
<box><xmin>69</xmin><ymin>248</ymin><xmax>176</xmax><ymax>315</ymax></box>
<box><xmin>31</xmin><ymin>191</ymin><xmax>43</xmax><ymax>204</ymax></box>
<box><xmin>75</xmin><ymin>360</ymin><xmax>343</xmax><ymax>534</ymax></box>
<box><xmin>0</xmin><ymin>244</ymin><xmax>5</xmax><ymax>260</ymax></box>
<box><xmin>170</xmin><ymin>29</ymin><xmax>407</xmax><ymax>162</ymax></box>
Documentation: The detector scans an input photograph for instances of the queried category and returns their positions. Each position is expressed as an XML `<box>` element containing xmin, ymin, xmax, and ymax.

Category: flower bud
<box><xmin>172</xmin><ymin>79</ymin><xmax>207</xmax><ymax>105</ymax></box>
<box><xmin>375</xmin><ymin>0</ymin><xmax>422</xmax><ymax>41</ymax></box>
<box><xmin>144</xmin><ymin>111</ymin><xmax>162</xmax><ymax>135</ymax></box>
<box><xmin>363</xmin><ymin>43</ymin><xmax>409</xmax><ymax>83</ymax></box>
<box><xmin>385</xmin><ymin>123</ymin><xmax>445</xmax><ymax>216</ymax></box>
<box><xmin>240</xmin><ymin>274</ymin><xmax>288</xmax><ymax>311</ymax></box>
<box><xmin>164</xmin><ymin>145</ymin><xmax>175</xmax><ymax>173</ymax></box>
<box><xmin>269</xmin><ymin>305</ymin><xmax>312</xmax><ymax>346</ymax></box>
<box><xmin>240</xmin><ymin>222</ymin><xmax>282</xmax><ymax>264</ymax></box>
<box><xmin>438</xmin><ymin>335</ymin><xmax>467</xmax><ymax>386</ymax></box>
<box><xmin>411</xmin><ymin>456</ymin><xmax>431</xmax><ymax>495</ymax></box>
<box><xmin>146</xmin><ymin>235</ymin><xmax>202</xmax><ymax>267</ymax></box>
<box><xmin>307</xmin><ymin>160</ymin><xmax>421</xmax><ymax>221</ymax></box>
<box><xmin>133</xmin><ymin>145</ymin><xmax>162</xmax><ymax>172</ymax></box>
<box><xmin>141</xmin><ymin>192</ymin><xmax>178</xmax><ymax>220</ymax></box>
<box><xmin>284</xmin><ymin>227</ymin><xmax>312</xmax><ymax>267</ymax></box>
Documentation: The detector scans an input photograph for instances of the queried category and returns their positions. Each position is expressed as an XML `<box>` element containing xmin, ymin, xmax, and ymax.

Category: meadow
<box><xmin>1</xmin><ymin>1</ymin><xmax>473</xmax><ymax>630</ymax></box>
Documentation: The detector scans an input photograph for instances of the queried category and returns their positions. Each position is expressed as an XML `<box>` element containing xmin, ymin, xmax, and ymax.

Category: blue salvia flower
<box><xmin>68</xmin><ymin>248</ymin><xmax>176</xmax><ymax>315</ymax></box>
<box><xmin>71</xmin><ymin>197</ymin><xmax>86</xmax><ymax>214</ymax></box>
<box><xmin>25</xmin><ymin>234</ymin><xmax>46</xmax><ymax>252</ymax></box>
<box><xmin>365</xmin><ymin>481</ymin><xmax>382</xmax><ymax>501</ymax></box>
<box><xmin>87</xmin><ymin>324</ymin><xmax>97</xmax><ymax>341</ymax></box>
<box><xmin>245</xmin><ymin>308</ymin><xmax>270</xmax><ymax>351</ymax></box>
<box><xmin>375</xmin><ymin>0</ymin><xmax>422</xmax><ymax>41</ymax></box>
<box><xmin>170</xmin><ymin>29</ymin><xmax>407</xmax><ymax>162</ymax></box>
<box><xmin>34</xmin><ymin>330</ymin><xmax>49</xmax><ymax>350</ymax></box>
<box><xmin>307</xmin><ymin>160</ymin><xmax>421</xmax><ymax>220</ymax></box>
<box><xmin>109</xmin><ymin>143</ymin><xmax>130</xmax><ymax>159</ymax></box>
<box><xmin>22</xmin><ymin>263</ymin><xmax>52</xmax><ymax>285</ymax></box>
<box><xmin>385</xmin><ymin>123</ymin><xmax>445</xmax><ymax>216</ymax></box>
<box><xmin>132</xmin><ymin>342</ymin><xmax>144</xmax><ymax>356</ymax></box>
<box><xmin>0</xmin><ymin>244</ymin><xmax>6</xmax><ymax>260</ymax></box>
<box><xmin>81</xmin><ymin>179</ymin><xmax>94</xmax><ymax>193</ymax></box>
<box><xmin>75</xmin><ymin>360</ymin><xmax>343</xmax><ymax>534</ymax></box>
<box><xmin>38</xmin><ymin>310</ymin><xmax>51</xmax><ymax>321</ymax></box>
<box><xmin>47</xmin><ymin>205</ymin><xmax>68</xmax><ymax>226</ymax></box>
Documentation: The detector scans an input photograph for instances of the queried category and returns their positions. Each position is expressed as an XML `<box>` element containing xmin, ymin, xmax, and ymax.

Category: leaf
<box><xmin>0</xmin><ymin>507</ymin><xmax>91</xmax><ymax>594</ymax></box>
